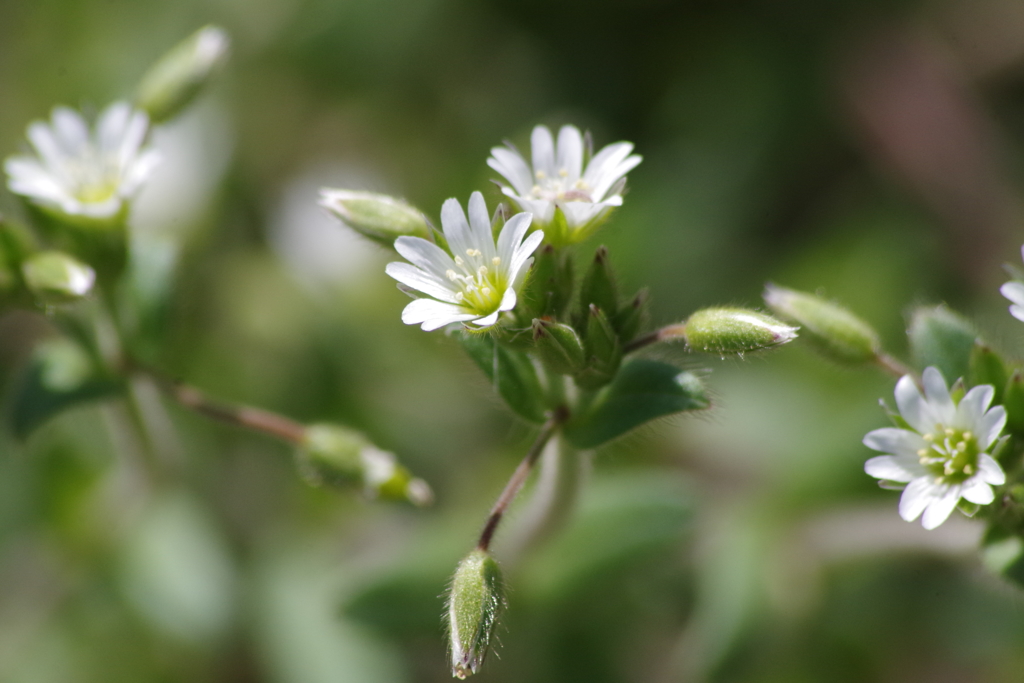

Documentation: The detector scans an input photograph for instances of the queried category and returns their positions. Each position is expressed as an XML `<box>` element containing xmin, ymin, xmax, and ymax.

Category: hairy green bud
<box><xmin>763</xmin><ymin>284</ymin><xmax>880</xmax><ymax>364</ymax></box>
<box><xmin>448</xmin><ymin>549</ymin><xmax>505</xmax><ymax>679</ymax></box>
<box><xmin>21</xmin><ymin>251</ymin><xmax>95</xmax><ymax>303</ymax></box>
<box><xmin>297</xmin><ymin>424</ymin><xmax>432</xmax><ymax>506</ymax></box>
<box><xmin>682</xmin><ymin>307</ymin><xmax>798</xmax><ymax>355</ymax></box>
<box><xmin>578</xmin><ymin>246</ymin><xmax>618</xmax><ymax>321</ymax></box>
<box><xmin>520</xmin><ymin>244</ymin><xmax>573</xmax><ymax>319</ymax></box>
<box><xmin>613</xmin><ymin>288</ymin><xmax>648</xmax><ymax>343</ymax></box>
<box><xmin>319</xmin><ymin>189</ymin><xmax>431</xmax><ymax>246</ymax></box>
<box><xmin>136</xmin><ymin>25</ymin><xmax>230</xmax><ymax>124</ymax></box>
<box><xmin>575</xmin><ymin>304</ymin><xmax>622</xmax><ymax>390</ymax></box>
<box><xmin>532</xmin><ymin>318</ymin><xmax>586</xmax><ymax>375</ymax></box>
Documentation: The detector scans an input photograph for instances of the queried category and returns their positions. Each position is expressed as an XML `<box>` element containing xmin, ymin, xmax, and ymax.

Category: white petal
<box><xmin>51</xmin><ymin>107</ymin><xmax>89</xmax><ymax>155</ymax></box>
<box><xmin>590</xmin><ymin>153</ymin><xmax>642</xmax><ymax>201</ymax></box>
<box><xmin>394</xmin><ymin>236</ymin><xmax>456</xmax><ymax>278</ymax></box>
<box><xmin>466</xmin><ymin>191</ymin><xmax>495</xmax><ymax>260</ymax></box>
<box><xmin>400</xmin><ymin>298</ymin><xmax>475</xmax><ymax>330</ymax></box>
<box><xmin>899</xmin><ymin>477</ymin><xmax>938</xmax><ymax>522</ymax></box>
<box><xmin>117</xmin><ymin>110</ymin><xmax>150</xmax><ymax>167</ymax></box>
<box><xmin>488</xmin><ymin>147</ymin><xmax>533</xmax><ymax>196</ymax></box>
<box><xmin>440</xmin><ymin>198</ymin><xmax>474</xmax><ymax>261</ymax></box>
<box><xmin>558</xmin><ymin>200</ymin><xmax>605</xmax><ymax>230</ymax></box>
<box><xmin>864</xmin><ymin>455</ymin><xmax>925</xmax><ymax>482</ymax></box>
<box><xmin>978</xmin><ymin>406</ymin><xmax>1007</xmax><ymax>450</ymax></box>
<box><xmin>385</xmin><ymin>262</ymin><xmax>460</xmax><ymax>303</ymax></box>
<box><xmin>508</xmin><ymin>230</ymin><xmax>544</xmax><ymax>283</ymax></box>
<box><xmin>470</xmin><ymin>310</ymin><xmax>500</xmax><ymax>328</ymax></box>
<box><xmin>956</xmin><ymin>384</ymin><xmax>993</xmax><ymax>429</ymax></box>
<box><xmin>26</xmin><ymin>122</ymin><xmax>70</xmax><ymax>178</ymax></box>
<box><xmin>530</xmin><ymin>125</ymin><xmax>556</xmax><ymax>178</ymax></box>
<box><xmin>1011</xmin><ymin>305</ymin><xmax>1024</xmax><ymax>323</ymax></box>
<box><xmin>863</xmin><ymin>428</ymin><xmax>927</xmax><ymax>456</ymax></box>
<box><xmin>961</xmin><ymin>478</ymin><xmax>995</xmax><ymax>505</ymax></box>
<box><xmin>1001</xmin><ymin>281</ymin><xmax>1024</xmax><ymax>307</ymax></box>
<box><xmin>921</xmin><ymin>484</ymin><xmax>961</xmax><ymax>529</ymax></box>
<box><xmin>97</xmin><ymin>102</ymin><xmax>132</xmax><ymax>153</ymax></box>
<box><xmin>582</xmin><ymin>142</ymin><xmax>633</xmax><ymax>187</ymax></box>
<box><xmin>506</xmin><ymin>195</ymin><xmax>555</xmax><ymax>226</ymax></box>
<box><xmin>495</xmin><ymin>212</ymin><xmax>532</xmax><ymax>265</ymax></box>
<box><xmin>976</xmin><ymin>453</ymin><xmax>1006</xmax><ymax>485</ymax></box>
<box><xmin>119</xmin><ymin>148</ymin><xmax>161</xmax><ymax>196</ymax></box>
<box><xmin>497</xmin><ymin>286</ymin><xmax>516</xmax><ymax>313</ymax></box>
<box><xmin>894</xmin><ymin>374</ymin><xmax>930</xmax><ymax>433</ymax></box>
<box><xmin>556</xmin><ymin>125</ymin><xmax>583</xmax><ymax>183</ymax></box>
<box><xmin>922</xmin><ymin>367</ymin><xmax>955</xmax><ymax>424</ymax></box>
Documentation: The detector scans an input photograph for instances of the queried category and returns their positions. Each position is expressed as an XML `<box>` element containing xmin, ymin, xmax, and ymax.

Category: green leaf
<box><xmin>907</xmin><ymin>305</ymin><xmax>977</xmax><ymax>382</ymax></box>
<box><xmin>7</xmin><ymin>339</ymin><xmax>123</xmax><ymax>439</ymax></box>
<box><xmin>565</xmin><ymin>359</ymin><xmax>709</xmax><ymax>448</ymax></box>
<box><xmin>456</xmin><ymin>331</ymin><xmax>546</xmax><ymax>423</ymax></box>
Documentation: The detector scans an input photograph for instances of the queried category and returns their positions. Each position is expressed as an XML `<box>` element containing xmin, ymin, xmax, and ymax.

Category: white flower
<box><xmin>487</xmin><ymin>124</ymin><xmax>641</xmax><ymax>245</ymax></box>
<box><xmin>385</xmin><ymin>191</ymin><xmax>543</xmax><ymax>331</ymax></box>
<box><xmin>864</xmin><ymin>366</ymin><xmax>1007</xmax><ymax>530</ymax></box>
<box><xmin>1000</xmin><ymin>245</ymin><xmax>1024</xmax><ymax>322</ymax></box>
<box><xmin>5</xmin><ymin>102</ymin><xmax>160</xmax><ymax>222</ymax></box>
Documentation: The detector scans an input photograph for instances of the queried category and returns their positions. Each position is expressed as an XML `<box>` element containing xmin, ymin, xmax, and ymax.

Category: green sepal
<box><xmin>574</xmin><ymin>305</ymin><xmax>622</xmax><ymax>391</ymax></box>
<box><xmin>969</xmin><ymin>342</ymin><xmax>1007</xmax><ymax>401</ymax></box>
<box><xmin>613</xmin><ymin>288</ymin><xmax>649</xmax><ymax>344</ymax></box>
<box><xmin>457</xmin><ymin>331</ymin><xmax>545</xmax><ymax>423</ymax></box>
<box><xmin>447</xmin><ymin>549</ymin><xmax>505</xmax><ymax>679</ymax></box>
<box><xmin>565</xmin><ymin>359</ymin><xmax>710</xmax><ymax>448</ymax></box>
<box><xmin>7</xmin><ymin>338</ymin><xmax>124</xmax><ymax>439</ymax></box>
<box><xmin>1003</xmin><ymin>370</ymin><xmax>1024</xmax><ymax>435</ymax></box>
<box><xmin>532</xmin><ymin>319</ymin><xmax>586</xmax><ymax>376</ymax></box>
<box><xmin>907</xmin><ymin>305</ymin><xmax>977</xmax><ymax>383</ymax></box>
<box><xmin>577</xmin><ymin>246</ymin><xmax>618</xmax><ymax>324</ymax></box>
<box><xmin>135</xmin><ymin>25</ymin><xmax>230</xmax><ymax>124</ymax></box>
<box><xmin>519</xmin><ymin>244</ymin><xmax>573</xmax><ymax>320</ymax></box>
<box><xmin>763</xmin><ymin>284</ymin><xmax>880</xmax><ymax>365</ymax></box>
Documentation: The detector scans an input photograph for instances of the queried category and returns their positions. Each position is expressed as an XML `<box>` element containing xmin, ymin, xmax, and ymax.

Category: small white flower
<box><xmin>385</xmin><ymin>191</ymin><xmax>543</xmax><ymax>331</ymax></box>
<box><xmin>864</xmin><ymin>366</ymin><xmax>1007</xmax><ymax>530</ymax></box>
<box><xmin>487</xmin><ymin>124</ymin><xmax>641</xmax><ymax>245</ymax></box>
<box><xmin>1000</xmin><ymin>245</ymin><xmax>1024</xmax><ymax>322</ymax></box>
<box><xmin>5</xmin><ymin>102</ymin><xmax>160</xmax><ymax>222</ymax></box>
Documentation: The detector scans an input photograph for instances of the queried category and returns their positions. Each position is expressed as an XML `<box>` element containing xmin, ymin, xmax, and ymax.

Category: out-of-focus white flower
<box><xmin>864</xmin><ymin>367</ymin><xmax>1006</xmax><ymax>530</ymax></box>
<box><xmin>5</xmin><ymin>102</ymin><xmax>160</xmax><ymax>223</ymax></box>
<box><xmin>487</xmin><ymin>124</ymin><xmax>641</xmax><ymax>245</ymax></box>
<box><xmin>1000</xmin><ymin>246</ymin><xmax>1024</xmax><ymax>322</ymax></box>
<box><xmin>385</xmin><ymin>191</ymin><xmax>542</xmax><ymax>331</ymax></box>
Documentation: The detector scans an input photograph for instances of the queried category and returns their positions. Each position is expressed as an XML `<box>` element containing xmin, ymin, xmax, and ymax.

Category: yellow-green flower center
<box><xmin>446</xmin><ymin>250</ymin><xmax>507</xmax><ymax>315</ymax></box>
<box><xmin>529</xmin><ymin>168</ymin><xmax>593</xmax><ymax>203</ymax></box>
<box><xmin>67</xmin><ymin>155</ymin><xmax>120</xmax><ymax>204</ymax></box>
<box><xmin>918</xmin><ymin>427</ymin><xmax>980</xmax><ymax>484</ymax></box>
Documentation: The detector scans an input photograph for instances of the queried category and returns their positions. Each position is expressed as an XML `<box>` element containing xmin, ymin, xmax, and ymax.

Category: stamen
<box><xmin>963</xmin><ymin>432</ymin><xmax>972</xmax><ymax>440</ymax></box>
<box><xmin>446</xmin><ymin>269</ymin><xmax>458</xmax><ymax>281</ymax></box>
<box><xmin>559</xmin><ymin>168</ymin><xmax>568</xmax><ymax>177</ymax></box>
<box><xmin>481</xmin><ymin>287</ymin><xmax>491</xmax><ymax>297</ymax></box>
<box><xmin>964</xmin><ymin>464</ymin><xmax>974</xmax><ymax>474</ymax></box>
<box><xmin>923</xmin><ymin>434</ymin><xmax>934</xmax><ymax>442</ymax></box>
<box><xmin>454</xmin><ymin>255</ymin><xmax>464</xmax><ymax>266</ymax></box>
<box><xmin>492</xmin><ymin>257</ymin><xmax>501</xmax><ymax>266</ymax></box>
<box><xmin>536</xmin><ymin>170</ymin><xmax>546</xmax><ymax>180</ymax></box>
<box><xmin>917</xmin><ymin>449</ymin><xmax>928</xmax><ymax>458</ymax></box>
<box><xmin>477</xmin><ymin>265</ymin><xmax>488</xmax><ymax>277</ymax></box>
<box><xmin>466</xmin><ymin>248</ymin><xmax>481</xmax><ymax>257</ymax></box>
<box><xmin>455</xmin><ymin>292</ymin><xmax>464</xmax><ymax>301</ymax></box>
<box><xmin>945</xmin><ymin>428</ymin><xmax>955</xmax><ymax>437</ymax></box>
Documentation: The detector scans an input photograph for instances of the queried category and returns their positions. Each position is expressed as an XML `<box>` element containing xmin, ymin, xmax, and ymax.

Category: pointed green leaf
<box><xmin>457</xmin><ymin>331</ymin><xmax>545</xmax><ymax>423</ymax></box>
<box><xmin>907</xmin><ymin>305</ymin><xmax>977</xmax><ymax>382</ymax></box>
<box><xmin>565</xmin><ymin>359</ymin><xmax>709</xmax><ymax>448</ymax></box>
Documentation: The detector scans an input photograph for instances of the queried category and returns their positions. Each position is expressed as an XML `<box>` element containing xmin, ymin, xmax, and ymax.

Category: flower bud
<box><xmin>763</xmin><ymin>284</ymin><xmax>880</xmax><ymax>364</ymax></box>
<box><xmin>532</xmin><ymin>318</ymin><xmax>586</xmax><ymax>375</ymax></box>
<box><xmin>575</xmin><ymin>304</ymin><xmax>622</xmax><ymax>390</ymax></box>
<box><xmin>318</xmin><ymin>189</ymin><xmax>431</xmax><ymax>246</ymax></box>
<box><xmin>519</xmin><ymin>244</ymin><xmax>573</xmax><ymax>319</ymax></box>
<box><xmin>21</xmin><ymin>251</ymin><xmax>95</xmax><ymax>303</ymax></box>
<box><xmin>297</xmin><ymin>424</ymin><xmax>432</xmax><ymax>506</ymax></box>
<box><xmin>682</xmin><ymin>307</ymin><xmax>798</xmax><ymax>355</ymax></box>
<box><xmin>613</xmin><ymin>288</ymin><xmax>649</xmax><ymax>344</ymax></box>
<box><xmin>577</xmin><ymin>246</ymin><xmax>618</xmax><ymax>322</ymax></box>
<box><xmin>136</xmin><ymin>25</ymin><xmax>231</xmax><ymax>124</ymax></box>
<box><xmin>447</xmin><ymin>549</ymin><xmax>505</xmax><ymax>679</ymax></box>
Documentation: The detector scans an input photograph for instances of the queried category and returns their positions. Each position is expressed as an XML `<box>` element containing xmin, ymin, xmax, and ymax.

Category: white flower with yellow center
<box><xmin>487</xmin><ymin>124</ymin><xmax>641</xmax><ymax>245</ymax></box>
<box><xmin>385</xmin><ymin>191</ymin><xmax>542</xmax><ymax>331</ymax></box>
<box><xmin>5</xmin><ymin>102</ymin><xmax>160</xmax><ymax>222</ymax></box>
<box><xmin>864</xmin><ymin>367</ymin><xmax>1006</xmax><ymax>529</ymax></box>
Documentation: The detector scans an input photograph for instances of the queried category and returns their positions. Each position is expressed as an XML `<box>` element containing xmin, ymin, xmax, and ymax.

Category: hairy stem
<box><xmin>875</xmin><ymin>352</ymin><xmax>913</xmax><ymax>379</ymax></box>
<box><xmin>477</xmin><ymin>407</ymin><xmax>569</xmax><ymax>551</ymax></box>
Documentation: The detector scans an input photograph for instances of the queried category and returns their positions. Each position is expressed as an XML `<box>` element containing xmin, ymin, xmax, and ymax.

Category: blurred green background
<box><xmin>4</xmin><ymin>0</ymin><xmax>1024</xmax><ymax>681</ymax></box>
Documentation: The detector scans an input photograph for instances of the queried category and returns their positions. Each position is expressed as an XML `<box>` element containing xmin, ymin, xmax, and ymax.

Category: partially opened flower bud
<box><xmin>136</xmin><ymin>25</ymin><xmax>230</xmax><ymax>124</ymax></box>
<box><xmin>297</xmin><ymin>423</ymin><xmax>432</xmax><ymax>506</ymax></box>
<box><xmin>764</xmin><ymin>284</ymin><xmax>880</xmax><ymax>365</ymax></box>
<box><xmin>447</xmin><ymin>549</ymin><xmax>505</xmax><ymax>679</ymax></box>
<box><xmin>682</xmin><ymin>307</ymin><xmax>797</xmax><ymax>355</ymax></box>
<box><xmin>22</xmin><ymin>251</ymin><xmax>95</xmax><ymax>303</ymax></box>
<box><xmin>319</xmin><ymin>189</ymin><xmax>431</xmax><ymax>246</ymax></box>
